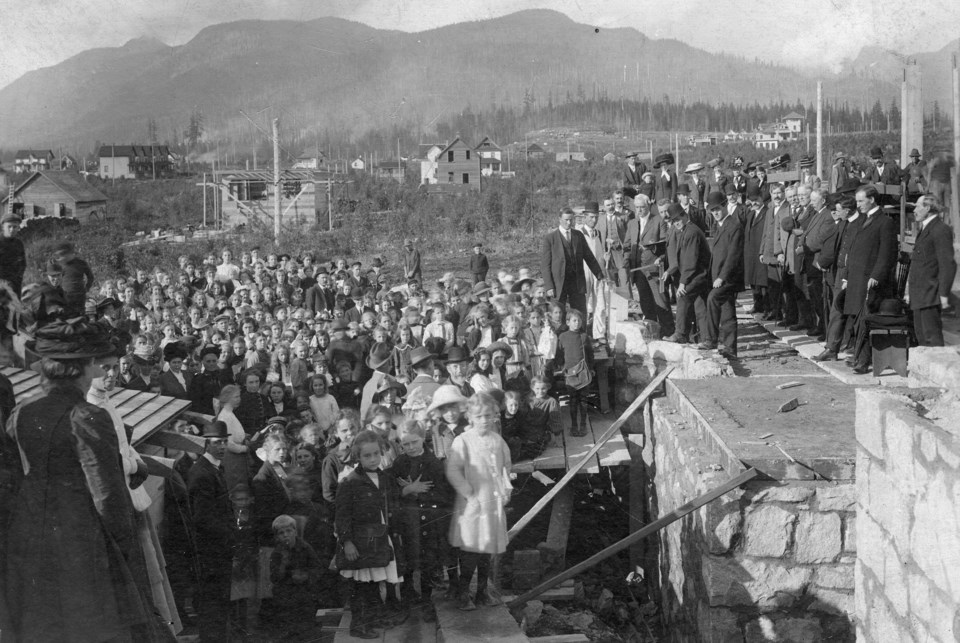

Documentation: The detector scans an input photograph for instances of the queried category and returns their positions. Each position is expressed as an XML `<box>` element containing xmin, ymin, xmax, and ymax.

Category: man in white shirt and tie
<box><xmin>578</xmin><ymin>203</ymin><xmax>609</xmax><ymax>341</ymax></box>
<box><xmin>541</xmin><ymin>207</ymin><xmax>606</xmax><ymax>322</ymax></box>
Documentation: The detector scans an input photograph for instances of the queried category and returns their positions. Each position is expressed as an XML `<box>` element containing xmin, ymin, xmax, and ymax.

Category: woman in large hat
<box><xmin>1</xmin><ymin>318</ymin><xmax>174</xmax><ymax>642</ymax></box>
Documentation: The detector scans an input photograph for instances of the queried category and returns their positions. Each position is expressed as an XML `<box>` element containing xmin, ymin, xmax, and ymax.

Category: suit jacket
<box><xmin>760</xmin><ymin>200</ymin><xmax>791</xmax><ymax>265</ymax></box>
<box><xmin>742</xmin><ymin>204</ymin><xmax>768</xmax><ymax>287</ymax></box>
<box><xmin>865</xmin><ymin>163</ymin><xmax>901</xmax><ymax>185</ymax></box>
<box><xmin>710</xmin><ymin>216</ymin><xmax>744</xmax><ymax>289</ymax></box>
<box><xmin>689</xmin><ymin>177</ymin><xmax>707</xmax><ymax>206</ymax></box>
<box><xmin>655</xmin><ymin>169</ymin><xmax>678</xmax><ymax>203</ymax></box>
<box><xmin>817</xmin><ymin>219</ymin><xmax>844</xmax><ymax>284</ymax></box>
<box><xmin>675</xmin><ymin>223</ymin><xmax>712</xmax><ymax>294</ymax></box>
<box><xmin>907</xmin><ymin>217</ymin><xmax>957</xmax><ymax>310</ymax></box>
<box><xmin>829</xmin><ymin>162</ymin><xmax>849</xmax><ymax>193</ymax></box>
<box><xmin>187</xmin><ymin>456</ymin><xmax>235</xmax><ymax>555</ymax></box>
<box><xmin>622</xmin><ymin>163</ymin><xmax>648</xmax><ymax>191</ymax></box>
<box><xmin>596</xmin><ymin>212</ymin><xmax>633</xmax><ymax>270</ymax></box>
<box><xmin>253</xmin><ymin>461</ymin><xmax>290</xmax><ymax>544</ymax></box>
<box><xmin>540</xmin><ymin>228</ymin><xmax>604</xmax><ymax>299</ymax></box>
<box><xmin>749</xmin><ymin>177</ymin><xmax>771</xmax><ymax>203</ymax></box>
<box><xmin>304</xmin><ymin>285</ymin><xmax>335</xmax><ymax>316</ymax></box>
<box><xmin>158</xmin><ymin>369</ymin><xmax>192</xmax><ymax>400</ymax></box>
<box><xmin>843</xmin><ymin>210</ymin><xmax>897</xmax><ymax>315</ymax></box>
<box><xmin>798</xmin><ymin>206</ymin><xmax>832</xmax><ymax>275</ymax></box>
<box><xmin>624</xmin><ymin>213</ymin><xmax>670</xmax><ymax>270</ymax></box>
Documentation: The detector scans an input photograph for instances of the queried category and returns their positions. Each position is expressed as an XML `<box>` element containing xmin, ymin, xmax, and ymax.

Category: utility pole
<box><xmin>273</xmin><ymin>118</ymin><xmax>281</xmax><ymax>244</ymax></box>
<box><xmin>202</xmin><ymin>172</ymin><xmax>207</xmax><ymax>227</ymax></box>
<box><xmin>816</xmin><ymin>81</ymin><xmax>823</xmax><ymax>180</ymax></box>
<box><xmin>952</xmin><ymin>53</ymin><xmax>960</xmax><ymax>230</ymax></box>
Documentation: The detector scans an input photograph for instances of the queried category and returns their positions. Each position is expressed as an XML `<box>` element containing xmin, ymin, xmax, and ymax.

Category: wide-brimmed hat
<box><xmin>472</xmin><ymin>281</ymin><xmax>492</xmax><ymax>297</ymax></box>
<box><xmin>163</xmin><ymin>341</ymin><xmax>189</xmax><ymax>362</ymax></box>
<box><xmin>408</xmin><ymin>346</ymin><xmax>434</xmax><ymax>368</ymax></box>
<box><xmin>32</xmin><ymin>318</ymin><xmax>115</xmax><ymax>359</ymax></box>
<box><xmin>683</xmin><ymin>162</ymin><xmax>704</xmax><ymax>174</ymax></box>
<box><xmin>366</xmin><ymin>342</ymin><xmax>393</xmax><ymax>370</ymax></box>
<box><xmin>427</xmin><ymin>385</ymin><xmax>469</xmax><ymax>414</ymax></box>
<box><xmin>833</xmin><ymin>151</ymin><xmax>846</xmax><ymax>161</ymax></box>
<box><xmin>376</xmin><ymin>377</ymin><xmax>407</xmax><ymax>397</ymax></box>
<box><xmin>201</xmin><ymin>420</ymin><xmax>229</xmax><ymax>439</ymax></box>
<box><xmin>705</xmin><ymin>191</ymin><xmax>725</xmax><ymax>210</ymax></box>
<box><xmin>653</xmin><ymin>152</ymin><xmax>675</xmax><ymax>168</ymax></box>
<box><xmin>198</xmin><ymin>344</ymin><xmax>221</xmax><ymax>360</ymax></box>
<box><xmin>486</xmin><ymin>341</ymin><xmax>513</xmax><ymax>358</ymax></box>
<box><xmin>95</xmin><ymin>297</ymin><xmax>121</xmax><ymax>313</ymax></box>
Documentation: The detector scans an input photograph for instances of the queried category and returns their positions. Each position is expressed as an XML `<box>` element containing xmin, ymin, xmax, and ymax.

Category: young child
<box><xmin>469</xmin><ymin>242</ymin><xmax>489</xmax><ymax>283</ymax></box>
<box><xmin>389</xmin><ymin>420</ymin><xmax>454</xmax><ymax>621</ymax></box>
<box><xmin>427</xmin><ymin>385</ymin><xmax>470</xmax><ymax>460</ymax></box>
<box><xmin>308</xmin><ymin>375</ymin><xmax>340</xmax><ymax>437</ymax></box>
<box><xmin>269</xmin><ymin>514</ymin><xmax>323</xmax><ymax>641</ymax></box>
<box><xmin>423</xmin><ymin>303</ymin><xmax>455</xmax><ymax>347</ymax></box>
<box><xmin>500</xmin><ymin>315</ymin><xmax>531</xmax><ymax>391</ymax></box>
<box><xmin>554</xmin><ymin>309</ymin><xmax>594</xmax><ymax>437</ymax></box>
<box><xmin>446</xmin><ymin>392</ymin><xmax>512</xmax><ymax>611</ymax></box>
<box><xmin>528</xmin><ymin>375</ymin><xmax>564</xmax><ymax>448</ymax></box>
<box><xmin>392</xmin><ymin>323</ymin><xmax>418</xmax><ymax>383</ymax></box>
<box><xmin>335</xmin><ymin>430</ymin><xmax>405</xmax><ymax>638</ymax></box>
<box><xmin>501</xmin><ymin>390</ymin><xmax>547</xmax><ymax>462</ymax></box>
<box><xmin>365</xmin><ymin>404</ymin><xmax>401</xmax><ymax>469</ymax></box>
<box><xmin>289</xmin><ymin>340</ymin><xmax>311</xmax><ymax>394</ymax></box>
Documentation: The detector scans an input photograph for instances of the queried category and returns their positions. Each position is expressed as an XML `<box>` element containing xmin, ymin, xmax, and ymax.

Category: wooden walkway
<box><xmin>510</xmin><ymin>409</ymin><xmax>630</xmax><ymax>475</ymax></box>
<box><xmin>2</xmin><ymin>366</ymin><xmax>192</xmax><ymax>446</ymax></box>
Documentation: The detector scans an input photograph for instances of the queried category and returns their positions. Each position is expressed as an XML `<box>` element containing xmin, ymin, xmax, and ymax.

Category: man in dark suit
<box><xmin>621</xmin><ymin>152</ymin><xmax>647</xmax><ymax>198</ymax></box>
<box><xmin>844</xmin><ymin>185</ymin><xmax>898</xmax><ymax>373</ymax></box>
<box><xmin>541</xmin><ymin>208</ymin><xmax>606</xmax><ymax>319</ymax></box>
<box><xmin>796</xmin><ymin>187</ymin><xmax>833</xmax><ymax>339</ymax></box>
<box><xmin>624</xmin><ymin>195</ymin><xmax>674</xmax><ymax>338</ymax></box>
<box><xmin>661</xmin><ymin>204</ymin><xmax>711</xmax><ymax>343</ymax></box>
<box><xmin>759</xmin><ymin>184</ymin><xmax>791</xmax><ymax>321</ymax></box>
<box><xmin>677</xmin><ymin>184</ymin><xmax>709</xmax><ymax>235</ymax></box>
<box><xmin>742</xmin><ymin>185</ymin><xmax>768</xmax><ymax>314</ymax></box>
<box><xmin>906</xmin><ymin>195</ymin><xmax>957</xmax><ymax>346</ymax></box>
<box><xmin>653</xmin><ymin>153</ymin><xmax>678</xmax><ymax>203</ymax></box>
<box><xmin>597</xmin><ymin>198</ymin><xmax>632</xmax><ymax>294</ymax></box>
<box><xmin>187</xmin><ymin>421</ymin><xmax>236</xmax><ymax>642</ymax></box>
<box><xmin>304</xmin><ymin>270</ymin><xmax>336</xmax><ymax>317</ymax></box>
<box><xmin>814</xmin><ymin>195</ymin><xmax>862</xmax><ymax>361</ymax></box>
<box><xmin>864</xmin><ymin>146</ymin><xmax>900</xmax><ymax>185</ymax></box>
<box><xmin>700</xmin><ymin>191</ymin><xmax>744</xmax><ymax>356</ymax></box>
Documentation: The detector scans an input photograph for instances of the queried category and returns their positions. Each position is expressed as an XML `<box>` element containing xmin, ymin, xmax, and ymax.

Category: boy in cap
<box><xmin>470</xmin><ymin>242</ymin><xmax>489</xmax><ymax>283</ymax></box>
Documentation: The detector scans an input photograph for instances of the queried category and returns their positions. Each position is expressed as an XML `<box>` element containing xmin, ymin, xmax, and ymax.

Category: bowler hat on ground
<box><xmin>202</xmin><ymin>421</ymin><xmax>229</xmax><ymax>439</ymax></box>
<box><xmin>408</xmin><ymin>346</ymin><xmax>434</xmax><ymax>368</ymax></box>
<box><xmin>705</xmin><ymin>191</ymin><xmax>726</xmax><ymax>210</ymax></box>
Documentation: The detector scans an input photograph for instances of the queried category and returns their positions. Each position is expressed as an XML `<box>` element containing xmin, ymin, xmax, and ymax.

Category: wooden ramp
<box><xmin>510</xmin><ymin>409</ymin><xmax>630</xmax><ymax>475</ymax></box>
<box><xmin>2</xmin><ymin>366</ymin><xmax>192</xmax><ymax>447</ymax></box>
<box><xmin>433</xmin><ymin>594</ymin><xmax>528</xmax><ymax>643</ymax></box>
<box><xmin>332</xmin><ymin>606</ymin><xmax>437</xmax><ymax>643</ymax></box>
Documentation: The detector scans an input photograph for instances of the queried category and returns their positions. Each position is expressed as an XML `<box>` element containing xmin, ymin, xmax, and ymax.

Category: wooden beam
<box><xmin>507</xmin><ymin>366</ymin><xmax>674</xmax><ymax>541</ymax></box>
<box><xmin>507</xmin><ymin>467</ymin><xmax>760</xmax><ymax>608</ymax></box>
<box><xmin>281</xmin><ymin>182</ymin><xmax>312</xmax><ymax>217</ymax></box>
<box><xmin>141</xmin><ymin>429</ymin><xmax>205</xmax><ymax>454</ymax></box>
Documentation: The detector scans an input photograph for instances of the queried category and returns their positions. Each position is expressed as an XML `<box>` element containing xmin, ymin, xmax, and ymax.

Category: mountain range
<box><xmin>0</xmin><ymin>10</ymin><xmax>948</xmax><ymax>150</ymax></box>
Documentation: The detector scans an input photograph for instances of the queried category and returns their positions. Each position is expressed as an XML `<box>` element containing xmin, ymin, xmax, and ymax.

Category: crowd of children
<box><xmin>31</xmin><ymin>244</ymin><xmax>596</xmax><ymax>639</ymax></box>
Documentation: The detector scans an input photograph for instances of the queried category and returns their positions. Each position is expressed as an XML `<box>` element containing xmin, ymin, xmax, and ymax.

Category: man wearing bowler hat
<box><xmin>700</xmin><ymin>191</ymin><xmax>743</xmax><ymax>356</ymax></box>
<box><xmin>541</xmin><ymin>208</ymin><xmax>606</xmax><ymax>320</ymax></box>
<box><xmin>624</xmin><ymin>194</ymin><xmax>675</xmax><ymax>338</ymax></box>
<box><xmin>187</xmin><ymin>421</ymin><xmax>236</xmax><ymax>642</ymax></box>
<box><xmin>865</xmin><ymin>146</ymin><xmax>900</xmax><ymax>185</ymax></box>
<box><xmin>661</xmin><ymin>203</ymin><xmax>711</xmax><ymax>344</ymax></box>
<box><xmin>406</xmin><ymin>346</ymin><xmax>441</xmax><ymax>400</ymax></box>
<box><xmin>443</xmin><ymin>345</ymin><xmax>475</xmax><ymax>397</ymax></box>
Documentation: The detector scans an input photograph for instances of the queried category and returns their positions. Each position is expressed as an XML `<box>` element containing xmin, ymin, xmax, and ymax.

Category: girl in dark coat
<box><xmin>555</xmin><ymin>309</ymin><xmax>594</xmax><ymax>437</ymax></box>
<box><xmin>335</xmin><ymin>430</ymin><xmax>404</xmax><ymax>638</ymax></box>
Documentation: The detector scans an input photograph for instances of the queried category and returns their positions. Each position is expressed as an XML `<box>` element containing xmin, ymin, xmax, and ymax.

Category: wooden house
<box><xmin>0</xmin><ymin>170</ymin><xmax>108</xmax><ymax>221</ymax></box>
<box><xmin>418</xmin><ymin>144</ymin><xmax>443</xmax><ymax>184</ymax></box>
<box><xmin>434</xmin><ymin>137</ymin><xmax>481</xmax><ymax>192</ymax></box>
<box><xmin>475</xmin><ymin>137</ymin><xmax>502</xmax><ymax>176</ymax></box>
<box><xmin>556</xmin><ymin>151</ymin><xmax>586</xmax><ymax>162</ymax></box>
<box><xmin>98</xmin><ymin>145</ymin><xmax>173</xmax><ymax>179</ymax></box>
<box><xmin>525</xmin><ymin>143</ymin><xmax>546</xmax><ymax>159</ymax></box>
<box><xmin>375</xmin><ymin>160</ymin><xmax>405</xmax><ymax>183</ymax></box>
<box><xmin>216</xmin><ymin>168</ymin><xmax>332</xmax><ymax>229</ymax></box>
<box><xmin>14</xmin><ymin>150</ymin><xmax>55</xmax><ymax>174</ymax></box>
<box><xmin>293</xmin><ymin>150</ymin><xmax>325</xmax><ymax>170</ymax></box>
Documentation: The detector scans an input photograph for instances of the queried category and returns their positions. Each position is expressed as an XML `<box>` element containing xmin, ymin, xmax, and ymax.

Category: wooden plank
<box><xmin>108</xmin><ymin>387</ymin><xmax>141</xmax><ymax>407</ymax></box>
<box><xmin>141</xmin><ymin>429</ymin><xmax>206</xmax><ymax>454</ymax></box>
<box><xmin>542</xmin><ymin>486</ymin><xmax>575</xmax><ymax>574</ymax></box>
<box><xmin>528</xmin><ymin>635</ymin><xmax>589</xmax><ymax>643</ymax></box>
<box><xmin>4</xmin><ymin>369</ymin><xmax>36</xmax><ymax>385</ymax></box>
<box><xmin>589</xmin><ymin>415</ymin><xmax>631</xmax><ymax>471</ymax></box>
<box><xmin>1</xmin><ymin>367</ymin><xmax>17</xmax><ymax>376</ymax></box>
<box><xmin>114</xmin><ymin>391</ymin><xmax>160</xmax><ymax>417</ymax></box>
<box><xmin>507</xmin><ymin>468</ymin><xmax>760</xmax><ymax>607</ymax></box>
<box><xmin>127</xmin><ymin>396</ymin><xmax>180</xmax><ymax>429</ymax></box>
<box><xmin>501</xmin><ymin>585</ymin><xmax>575</xmax><ymax>605</ymax></box>
<box><xmin>507</xmin><ymin>367</ymin><xmax>674</xmax><ymax>541</ymax></box>
<box><xmin>13</xmin><ymin>378</ymin><xmax>43</xmax><ymax>400</ymax></box>
<box><xmin>533</xmin><ymin>424</ymin><xmax>567</xmax><ymax>471</ymax></box>
<box><xmin>130</xmin><ymin>400</ymin><xmax>191</xmax><ymax>445</ymax></box>
<box><xmin>561</xmin><ymin>415</ymin><xmax>599</xmax><ymax>472</ymax></box>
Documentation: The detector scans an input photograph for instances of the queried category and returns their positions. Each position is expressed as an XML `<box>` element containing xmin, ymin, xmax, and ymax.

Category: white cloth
<box><xmin>446</xmin><ymin>429</ymin><xmax>512</xmax><ymax>555</ymax></box>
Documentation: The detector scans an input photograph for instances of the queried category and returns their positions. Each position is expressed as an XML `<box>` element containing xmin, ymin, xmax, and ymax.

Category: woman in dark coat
<box><xmin>0</xmin><ymin>319</ymin><xmax>173</xmax><ymax>643</ymax></box>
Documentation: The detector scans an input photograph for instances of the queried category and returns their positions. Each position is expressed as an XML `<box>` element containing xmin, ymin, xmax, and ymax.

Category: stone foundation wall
<box><xmin>647</xmin><ymin>393</ymin><xmax>856</xmax><ymax>642</ymax></box>
<box><xmin>855</xmin><ymin>384</ymin><xmax>960</xmax><ymax>642</ymax></box>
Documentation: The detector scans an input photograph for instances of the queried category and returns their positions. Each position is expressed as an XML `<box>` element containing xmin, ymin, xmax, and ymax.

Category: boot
<box><xmin>568</xmin><ymin>403</ymin><xmax>579</xmax><ymax>436</ymax></box>
<box><xmin>349</xmin><ymin>583</ymin><xmax>378</xmax><ymax>639</ymax></box>
<box><xmin>456</xmin><ymin>566</ymin><xmax>476</xmax><ymax>611</ymax></box>
<box><xmin>444</xmin><ymin>567</ymin><xmax>460</xmax><ymax>600</ymax></box>
<box><xmin>577</xmin><ymin>406</ymin><xmax>589</xmax><ymax>437</ymax></box>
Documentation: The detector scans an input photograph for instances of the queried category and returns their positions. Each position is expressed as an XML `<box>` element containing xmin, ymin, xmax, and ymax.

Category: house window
<box><xmin>465</xmin><ymin>150</ymin><xmax>471</xmax><ymax>160</ymax></box>
<box><xmin>462</xmin><ymin>173</ymin><xmax>469</xmax><ymax>184</ymax></box>
<box><xmin>448</xmin><ymin>172</ymin><xmax>454</xmax><ymax>183</ymax></box>
<box><xmin>448</xmin><ymin>151</ymin><xmax>454</xmax><ymax>162</ymax></box>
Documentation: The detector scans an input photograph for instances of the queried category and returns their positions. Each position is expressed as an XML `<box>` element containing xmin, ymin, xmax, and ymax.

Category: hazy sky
<box><xmin>1</xmin><ymin>0</ymin><xmax>957</xmax><ymax>91</ymax></box>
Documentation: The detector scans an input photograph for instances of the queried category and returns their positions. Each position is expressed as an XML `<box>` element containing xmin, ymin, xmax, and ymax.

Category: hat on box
<box><xmin>683</xmin><ymin>162</ymin><xmax>704</xmax><ymax>174</ymax></box>
<box><xmin>408</xmin><ymin>346</ymin><xmax>434</xmax><ymax>368</ymax></box>
<box><xmin>875</xmin><ymin>298</ymin><xmax>905</xmax><ymax>317</ymax></box>
<box><xmin>705</xmin><ymin>191</ymin><xmax>726</xmax><ymax>210</ymax></box>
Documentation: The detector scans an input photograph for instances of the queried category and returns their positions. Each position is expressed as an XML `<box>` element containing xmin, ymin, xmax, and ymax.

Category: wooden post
<box><xmin>327</xmin><ymin>177</ymin><xmax>333</xmax><ymax>231</ymax></box>
<box><xmin>507</xmin><ymin>467</ymin><xmax>760</xmax><ymax>608</ymax></box>
<box><xmin>507</xmin><ymin>366</ymin><xmax>674</xmax><ymax>541</ymax></box>
<box><xmin>901</xmin><ymin>64</ymin><xmax>923</xmax><ymax>169</ymax></box>
<box><xmin>952</xmin><ymin>53</ymin><xmax>960</xmax><ymax>230</ymax></box>
<box><xmin>273</xmin><ymin>118</ymin><xmax>281</xmax><ymax>244</ymax></box>
<box><xmin>202</xmin><ymin>172</ymin><xmax>207</xmax><ymax>228</ymax></box>
<box><xmin>816</xmin><ymin>81</ymin><xmax>823</xmax><ymax>180</ymax></box>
